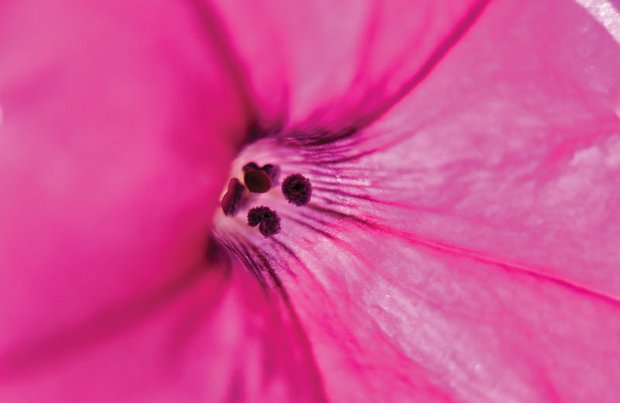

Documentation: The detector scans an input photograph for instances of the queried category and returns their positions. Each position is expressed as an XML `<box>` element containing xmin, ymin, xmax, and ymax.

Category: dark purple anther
<box><xmin>221</xmin><ymin>178</ymin><xmax>245</xmax><ymax>216</ymax></box>
<box><xmin>242</xmin><ymin>161</ymin><xmax>281</xmax><ymax>188</ymax></box>
<box><xmin>247</xmin><ymin>206</ymin><xmax>281</xmax><ymax>237</ymax></box>
<box><xmin>244</xmin><ymin>169</ymin><xmax>272</xmax><ymax>193</ymax></box>
<box><xmin>282</xmin><ymin>174</ymin><xmax>312</xmax><ymax>206</ymax></box>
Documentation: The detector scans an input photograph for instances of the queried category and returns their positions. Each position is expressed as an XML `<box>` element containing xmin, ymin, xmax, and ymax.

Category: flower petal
<box><xmin>211</xmin><ymin>0</ymin><xmax>487</xmax><ymax>137</ymax></box>
<box><xmin>362</xmin><ymin>0</ymin><xmax>620</xmax><ymax>297</ymax></box>
<box><xmin>1</xmin><ymin>255</ymin><xmax>326</xmax><ymax>402</ymax></box>
<box><xmin>229</xmin><ymin>0</ymin><xmax>620</xmax><ymax>401</ymax></box>
<box><xmin>0</xmin><ymin>1</ymin><xmax>323</xmax><ymax>401</ymax></box>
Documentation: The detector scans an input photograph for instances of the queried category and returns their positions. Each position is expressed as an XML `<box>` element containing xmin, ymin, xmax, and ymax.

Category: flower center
<box><xmin>219</xmin><ymin>161</ymin><xmax>313</xmax><ymax>238</ymax></box>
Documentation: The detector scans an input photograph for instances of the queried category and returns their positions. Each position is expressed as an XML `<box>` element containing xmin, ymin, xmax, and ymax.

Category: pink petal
<box><xmin>211</xmin><ymin>0</ymin><xmax>486</xmax><ymax>134</ymax></box>
<box><xmin>364</xmin><ymin>0</ymin><xmax>620</xmax><ymax>298</ymax></box>
<box><xmin>224</xmin><ymin>0</ymin><xmax>620</xmax><ymax>401</ymax></box>
<box><xmin>0</xmin><ymin>1</ymin><xmax>323</xmax><ymax>401</ymax></box>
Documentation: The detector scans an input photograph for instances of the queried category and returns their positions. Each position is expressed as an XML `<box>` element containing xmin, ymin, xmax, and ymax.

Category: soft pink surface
<box><xmin>216</xmin><ymin>0</ymin><xmax>620</xmax><ymax>401</ymax></box>
<box><xmin>0</xmin><ymin>0</ymin><xmax>320</xmax><ymax>401</ymax></box>
<box><xmin>1</xmin><ymin>0</ymin><xmax>620</xmax><ymax>402</ymax></box>
<box><xmin>212</xmin><ymin>0</ymin><xmax>486</xmax><ymax>131</ymax></box>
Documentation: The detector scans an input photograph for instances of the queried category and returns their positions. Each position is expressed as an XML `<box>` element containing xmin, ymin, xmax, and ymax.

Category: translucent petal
<box><xmin>220</xmin><ymin>0</ymin><xmax>620</xmax><ymax>401</ymax></box>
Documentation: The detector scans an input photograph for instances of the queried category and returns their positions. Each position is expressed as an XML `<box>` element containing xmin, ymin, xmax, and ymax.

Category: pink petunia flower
<box><xmin>1</xmin><ymin>0</ymin><xmax>620</xmax><ymax>402</ymax></box>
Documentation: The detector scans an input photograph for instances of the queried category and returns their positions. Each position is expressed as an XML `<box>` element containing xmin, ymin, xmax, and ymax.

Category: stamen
<box><xmin>282</xmin><ymin>174</ymin><xmax>312</xmax><ymax>206</ymax></box>
<box><xmin>244</xmin><ymin>169</ymin><xmax>272</xmax><ymax>193</ymax></box>
<box><xmin>221</xmin><ymin>178</ymin><xmax>245</xmax><ymax>216</ymax></box>
<box><xmin>242</xmin><ymin>161</ymin><xmax>281</xmax><ymax>190</ymax></box>
<box><xmin>247</xmin><ymin>206</ymin><xmax>281</xmax><ymax>237</ymax></box>
<box><xmin>247</xmin><ymin>206</ymin><xmax>269</xmax><ymax>227</ymax></box>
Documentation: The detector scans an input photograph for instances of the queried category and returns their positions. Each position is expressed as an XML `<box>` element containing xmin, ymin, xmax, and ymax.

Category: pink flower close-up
<box><xmin>1</xmin><ymin>0</ymin><xmax>620</xmax><ymax>402</ymax></box>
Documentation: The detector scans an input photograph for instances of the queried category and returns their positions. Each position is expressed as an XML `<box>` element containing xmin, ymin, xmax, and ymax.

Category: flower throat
<box><xmin>220</xmin><ymin>161</ymin><xmax>312</xmax><ymax>237</ymax></box>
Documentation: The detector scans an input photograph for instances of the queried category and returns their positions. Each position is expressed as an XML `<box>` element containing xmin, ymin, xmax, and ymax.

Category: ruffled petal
<box><xmin>0</xmin><ymin>1</ymin><xmax>324</xmax><ymax>401</ymax></box>
<box><xmin>214</xmin><ymin>0</ymin><xmax>620</xmax><ymax>401</ymax></box>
